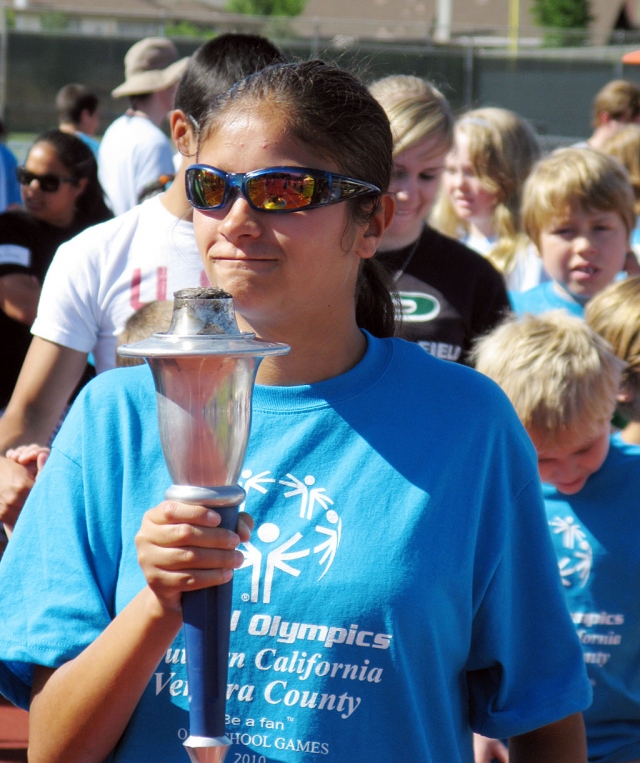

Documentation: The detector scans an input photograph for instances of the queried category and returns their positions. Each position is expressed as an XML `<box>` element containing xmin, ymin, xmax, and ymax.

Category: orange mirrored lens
<box><xmin>247</xmin><ymin>173</ymin><xmax>315</xmax><ymax>210</ymax></box>
<box><xmin>197</xmin><ymin>170</ymin><xmax>226</xmax><ymax>207</ymax></box>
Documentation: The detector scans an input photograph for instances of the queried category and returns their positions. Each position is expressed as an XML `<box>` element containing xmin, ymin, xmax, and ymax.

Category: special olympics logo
<box><xmin>549</xmin><ymin>515</ymin><xmax>593</xmax><ymax>588</ymax></box>
<box><xmin>238</xmin><ymin>469</ymin><xmax>342</xmax><ymax>604</ymax></box>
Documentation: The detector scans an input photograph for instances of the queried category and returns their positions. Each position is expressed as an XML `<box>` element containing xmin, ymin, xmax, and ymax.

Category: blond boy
<box><xmin>115</xmin><ymin>299</ymin><xmax>173</xmax><ymax>368</ymax></box>
<box><xmin>474</xmin><ymin>311</ymin><xmax>640</xmax><ymax>763</ymax></box>
<box><xmin>511</xmin><ymin>148</ymin><xmax>634</xmax><ymax>319</ymax></box>
<box><xmin>586</xmin><ymin>275</ymin><xmax>640</xmax><ymax>446</ymax></box>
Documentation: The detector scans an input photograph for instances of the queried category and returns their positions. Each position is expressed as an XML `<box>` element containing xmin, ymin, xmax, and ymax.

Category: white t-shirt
<box><xmin>98</xmin><ymin>114</ymin><xmax>174</xmax><ymax>216</ymax></box>
<box><xmin>462</xmin><ymin>232</ymin><xmax>549</xmax><ymax>293</ymax></box>
<box><xmin>32</xmin><ymin>196</ymin><xmax>206</xmax><ymax>373</ymax></box>
<box><xmin>507</xmin><ymin>243</ymin><xmax>550</xmax><ymax>293</ymax></box>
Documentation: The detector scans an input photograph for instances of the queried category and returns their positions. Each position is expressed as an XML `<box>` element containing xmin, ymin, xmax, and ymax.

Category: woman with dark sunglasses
<box><xmin>0</xmin><ymin>62</ymin><xmax>590</xmax><ymax>763</ymax></box>
<box><xmin>0</xmin><ymin>129</ymin><xmax>111</xmax><ymax>409</ymax></box>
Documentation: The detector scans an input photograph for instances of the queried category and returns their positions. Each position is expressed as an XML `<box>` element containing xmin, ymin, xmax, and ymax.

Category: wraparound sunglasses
<box><xmin>185</xmin><ymin>164</ymin><xmax>381</xmax><ymax>213</ymax></box>
<box><xmin>16</xmin><ymin>167</ymin><xmax>77</xmax><ymax>193</ymax></box>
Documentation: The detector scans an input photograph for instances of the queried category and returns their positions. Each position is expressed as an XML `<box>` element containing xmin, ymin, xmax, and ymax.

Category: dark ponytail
<box><xmin>356</xmin><ymin>259</ymin><xmax>397</xmax><ymax>338</ymax></box>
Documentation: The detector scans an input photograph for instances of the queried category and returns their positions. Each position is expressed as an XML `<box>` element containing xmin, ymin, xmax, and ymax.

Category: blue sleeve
<box><xmin>6</xmin><ymin>149</ymin><xmax>22</xmax><ymax>204</ymax></box>
<box><xmin>0</xmin><ymin>384</ymin><xmax>128</xmax><ymax>706</ymax></box>
<box><xmin>3</xmin><ymin>147</ymin><xmax>21</xmax><ymax>206</ymax></box>
<box><xmin>466</xmin><ymin>475</ymin><xmax>592</xmax><ymax>738</ymax></box>
<box><xmin>0</xmin><ymin>449</ymin><xmax>117</xmax><ymax>706</ymax></box>
<box><xmin>0</xmin><ymin>367</ymin><xmax>164</xmax><ymax>710</ymax></box>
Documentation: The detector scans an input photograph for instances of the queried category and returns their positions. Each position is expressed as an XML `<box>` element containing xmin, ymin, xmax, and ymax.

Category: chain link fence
<box><xmin>2</xmin><ymin>6</ymin><xmax>640</xmax><ymax>144</ymax></box>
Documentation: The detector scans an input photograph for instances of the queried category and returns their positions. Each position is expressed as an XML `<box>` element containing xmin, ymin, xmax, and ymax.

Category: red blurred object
<box><xmin>0</xmin><ymin>697</ymin><xmax>28</xmax><ymax>762</ymax></box>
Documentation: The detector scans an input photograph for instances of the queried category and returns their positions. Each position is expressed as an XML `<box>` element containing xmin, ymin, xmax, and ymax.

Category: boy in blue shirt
<box><xmin>474</xmin><ymin>311</ymin><xmax>640</xmax><ymax>763</ymax></box>
<box><xmin>510</xmin><ymin>148</ymin><xmax>634</xmax><ymax>318</ymax></box>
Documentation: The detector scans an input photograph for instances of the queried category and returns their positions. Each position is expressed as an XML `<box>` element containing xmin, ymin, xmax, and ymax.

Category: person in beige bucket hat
<box><xmin>111</xmin><ymin>37</ymin><xmax>189</xmax><ymax>98</ymax></box>
<box><xmin>98</xmin><ymin>37</ymin><xmax>189</xmax><ymax>216</ymax></box>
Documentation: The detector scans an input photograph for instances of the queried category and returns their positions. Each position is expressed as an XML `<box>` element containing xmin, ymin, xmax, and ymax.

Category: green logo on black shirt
<box><xmin>398</xmin><ymin>292</ymin><xmax>441</xmax><ymax>323</ymax></box>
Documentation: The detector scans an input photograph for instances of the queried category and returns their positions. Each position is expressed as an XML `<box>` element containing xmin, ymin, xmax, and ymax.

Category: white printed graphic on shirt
<box><xmin>0</xmin><ymin>243</ymin><xmax>30</xmax><ymax>267</ymax></box>
<box><xmin>549</xmin><ymin>515</ymin><xmax>625</xmax><ymax>674</ymax></box>
<box><xmin>157</xmin><ymin>464</ymin><xmax>392</xmax><ymax>752</ymax></box>
<box><xmin>238</xmin><ymin>469</ymin><xmax>342</xmax><ymax>603</ymax></box>
<box><xmin>549</xmin><ymin>515</ymin><xmax>593</xmax><ymax>588</ymax></box>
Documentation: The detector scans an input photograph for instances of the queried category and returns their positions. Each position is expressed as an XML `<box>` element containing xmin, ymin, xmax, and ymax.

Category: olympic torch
<box><xmin>118</xmin><ymin>287</ymin><xmax>289</xmax><ymax>763</ymax></box>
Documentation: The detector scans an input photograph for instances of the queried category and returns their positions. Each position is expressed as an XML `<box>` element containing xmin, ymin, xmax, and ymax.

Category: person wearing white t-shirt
<box><xmin>98</xmin><ymin>37</ymin><xmax>188</xmax><ymax>216</ymax></box>
<box><xmin>0</xmin><ymin>33</ymin><xmax>285</xmax><ymax>535</ymax></box>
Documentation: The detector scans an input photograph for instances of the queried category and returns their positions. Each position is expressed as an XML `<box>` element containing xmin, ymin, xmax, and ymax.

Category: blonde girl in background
<box><xmin>371</xmin><ymin>76</ymin><xmax>510</xmax><ymax>364</ymax></box>
<box><xmin>432</xmin><ymin>107</ymin><xmax>544</xmax><ymax>292</ymax></box>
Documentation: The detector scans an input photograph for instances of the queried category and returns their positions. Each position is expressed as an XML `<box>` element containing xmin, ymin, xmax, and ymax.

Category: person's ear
<box><xmin>624</xmin><ymin>250</ymin><xmax>640</xmax><ymax>277</ymax></box>
<box><xmin>73</xmin><ymin>177</ymin><xmax>88</xmax><ymax>199</ymax></box>
<box><xmin>617</xmin><ymin>381</ymin><xmax>635</xmax><ymax>404</ymax></box>
<box><xmin>170</xmin><ymin>109</ymin><xmax>197</xmax><ymax>158</ymax></box>
<box><xmin>357</xmin><ymin>193</ymin><xmax>396</xmax><ymax>261</ymax></box>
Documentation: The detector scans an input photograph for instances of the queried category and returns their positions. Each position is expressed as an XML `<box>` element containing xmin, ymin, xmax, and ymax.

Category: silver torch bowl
<box><xmin>118</xmin><ymin>287</ymin><xmax>289</xmax><ymax>763</ymax></box>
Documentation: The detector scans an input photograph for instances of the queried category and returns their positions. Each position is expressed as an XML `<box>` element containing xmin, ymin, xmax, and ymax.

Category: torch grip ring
<box><xmin>165</xmin><ymin>485</ymin><xmax>246</xmax><ymax>508</ymax></box>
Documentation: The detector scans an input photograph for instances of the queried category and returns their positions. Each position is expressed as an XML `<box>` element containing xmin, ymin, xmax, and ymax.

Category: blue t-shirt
<box><xmin>76</xmin><ymin>131</ymin><xmax>100</xmax><ymax>159</ymax></box>
<box><xmin>0</xmin><ymin>334</ymin><xmax>591</xmax><ymax>763</ymax></box>
<box><xmin>0</xmin><ymin>143</ymin><xmax>20</xmax><ymax>211</ymax></box>
<box><xmin>543</xmin><ymin>434</ymin><xmax>640</xmax><ymax>763</ymax></box>
<box><xmin>510</xmin><ymin>280</ymin><xmax>584</xmax><ymax>318</ymax></box>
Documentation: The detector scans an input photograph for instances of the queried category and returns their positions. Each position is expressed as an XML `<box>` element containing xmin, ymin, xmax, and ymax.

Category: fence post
<box><xmin>312</xmin><ymin>17</ymin><xmax>319</xmax><ymax>58</ymax></box>
<box><xmin>508</xmin><ymin>0</ymin><xmax>519</xmax><ymax>54</ymax></box>
<box><xmin>435</xmin><ymin>0</ymin><xmax>451</xmax><ymax>42</ymax></box>
<box><xmin>613</xmin><ymin>54</ymin><xmax>624</xmax><ymax>79</ymax></box>
<box><xmin>463</xmin><ymin>40</ymin><xmax>474</xmax><ymax>109</ymax></box>
<box><xmin>0</xmin><ymin>3</ymin><xmax>7</xmax><ymax>122</ymax></box>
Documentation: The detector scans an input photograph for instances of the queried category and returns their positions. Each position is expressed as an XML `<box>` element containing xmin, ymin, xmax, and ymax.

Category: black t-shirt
<box><xmin>378</xmin><ymin>225</ymin><xmax>511</xmax><ymax>365</ymax></box>
<box><xmin>0</xmin><ymin>211</ymin><xmax>91</xmax><ymax>409</ymax></box>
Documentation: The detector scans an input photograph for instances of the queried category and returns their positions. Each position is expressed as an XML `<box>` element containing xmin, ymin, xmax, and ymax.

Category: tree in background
<box><xmin>226</xmin><ymin>0</ymin><xmax>307</xmax><ymax>15</ymax></box>
<box><xmin>531</xmin><ymin>0</ymin><xmax>594</xmax><ymax>46</ymax></box>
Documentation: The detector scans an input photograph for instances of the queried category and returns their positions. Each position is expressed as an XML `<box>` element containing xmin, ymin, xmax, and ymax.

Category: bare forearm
<box><xmin>0</xmin><ymin>404</ymin><xmax>59</xmax><ymax>453</ymax></box>
<box><xmin>0</xmin><ymin>338</ymin><xmax>88</xmax><ymax>451</ymax></box>
<box><xmin>0</xmin><ymin>407</ymin><xmax>37</xmax><ymax>452</ymax></box>
<box><xmin>0</xmin><ymin>273</ymin><xmax>40</xmax><ymax>325</ymax></box>
<box><xmin>509</xmin><ymin>713</ymin><xmax>587</xmax><ymax>763</ymax></box>
<box><xmin>29</xmin><ymin>587</ymin><xmax>182</xmax><ymax>763</ymax></box>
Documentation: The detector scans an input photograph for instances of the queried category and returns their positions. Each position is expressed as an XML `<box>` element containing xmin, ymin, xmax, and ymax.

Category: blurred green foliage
<box><xmin>225</xmin><ymin>0</ymin><xmax>308</xmax><ymax>17</ymax></box>
<box><xmin>531</xmin><ymin>0</ymin><xmax>593</xmax><ymax>46</ymax></box>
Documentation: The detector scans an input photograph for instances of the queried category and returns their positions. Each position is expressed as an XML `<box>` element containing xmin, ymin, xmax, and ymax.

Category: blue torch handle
<box><xmin>180</xmin><ymin>500</ymin><xmax>240</xmax><ymax>740</ymax></box>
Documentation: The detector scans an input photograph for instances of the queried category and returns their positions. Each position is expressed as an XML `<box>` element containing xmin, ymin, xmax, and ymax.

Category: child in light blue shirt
<box><xmin>510</xmin><ymin>148</ymin><xmax>634</xmax><ymax>318</ymax></box>
<box><xmin>475</xmin><ymin>311</ymin><xmax>640</xmax><ymax>763</ymax></box>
